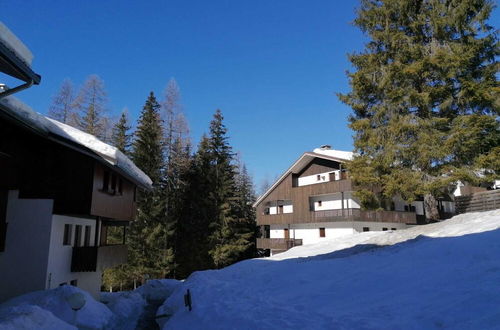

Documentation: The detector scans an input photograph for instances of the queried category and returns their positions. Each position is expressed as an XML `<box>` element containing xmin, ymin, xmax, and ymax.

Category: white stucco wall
<box><xmin>46</xmin><ymin>215</ymin><xmax>101</xmax><ymax>298</ymax></box>
<box><xmin>392</xmin><ymin>196</ymin><xmax>425</xmax><ymax>215</ymax></box>
<box><xmin>298</xmin><ymin>170</ymin><xmax>340</xmax><ymax>187</ymax></box>
<box><xmin>270</xmin><ymin>221</ymin><xmax>408</xmax><ymax>246</ymax></box>
<box><xmin>310</xmin><ymin>192</ymin><xmax>360</xmax><ymax>211</ymax></box>
<box><xmin>0</xmin><ymin>191</ymin><xmax>54</xmax><ymax>303</ymax></box>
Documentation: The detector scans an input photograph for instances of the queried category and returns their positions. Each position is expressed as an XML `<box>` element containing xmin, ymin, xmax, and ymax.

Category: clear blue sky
<box><xmin>3</xmin><ymin>1</ymin><xmax>497</xmax><ymax>191</ymax></box>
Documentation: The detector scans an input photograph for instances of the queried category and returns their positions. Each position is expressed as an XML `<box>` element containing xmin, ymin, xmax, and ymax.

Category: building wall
<box><xmin>0</xmin><ymin>191</ymin><xmax>53</xmax><ymax>302</ymax></box>
<box><xmin>270</xmin><ymin>221</ymin><xmax>408</xmax><ymax>246</ymax></box>
<box><xmin>298</xmin><ymin>170</ymin><xmax>340</xmax><ymax>187</ymax></box>
<box><xmin>310</xmin><ymin>192</ymin><xmax>360</xmax><ymax>211</ymax></box>
<box><xmin>46</xmin><ymin>214</ymin><xmax>102</xmax><ymax>298</ymax></box>
<box><xmin>269</xmin><ymin>201</ymin><xmax>293</xmax><ymax>215</ymax></box>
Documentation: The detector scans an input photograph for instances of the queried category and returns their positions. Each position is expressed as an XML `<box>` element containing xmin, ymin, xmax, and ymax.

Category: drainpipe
<box><xmin>0</xmin><ymin>80</ymin><xmax>34</xmax><ymax>99</ymax></box>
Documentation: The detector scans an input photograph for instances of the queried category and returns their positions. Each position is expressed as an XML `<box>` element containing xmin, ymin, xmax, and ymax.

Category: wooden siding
<box><xmin>256</xmin><ymin>238</ymin><xmax>303</xmax><ymax>250</ymax></box>
<box><xmin>298</xmin><ymin>158</ymin><xmax>340</xmax><ymax>177</ymax></box>
<box><xmin>455</xmin><ymin>190</ymin><xmax>500</xmax><ymax>214</ymax></box>
<box><xmin>91</xmin><ymin>163</ymin><xmax>137</xmax><ymax>221</ymax></box>
<box><xmin>257</xmin><ymin>208</ymin><xmax>416</xmax><ymax>225</ymax></box>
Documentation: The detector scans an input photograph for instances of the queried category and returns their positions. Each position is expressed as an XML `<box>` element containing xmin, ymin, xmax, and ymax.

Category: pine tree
<box><xmin>77</xmin><ymin>74</ymin><xmax>109</xmax><ymax>139</ymax></box>
<box><xmin>111</xmin><ymin>111</ymin><xmax>132</xmax><ymax>155</ymax></box>
<box><xmin>47</xmin><ymin>79</ymin><xmax>79</xmax><ymax>126</ymax></box>
<box><xmin>339</xmin><ymin>0</ymin><xmax>499</xmax><ymax>220</ymax></box>
<box><xmin>128</xmin><ymin>92</ymin><xmax>168</xmax><ymax>281</ymax></box>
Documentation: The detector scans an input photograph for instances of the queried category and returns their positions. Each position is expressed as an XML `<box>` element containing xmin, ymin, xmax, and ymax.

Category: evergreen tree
<box><xmin>339</xmin><ymin>0</ymin><xmax>499</xmax><ymax>220</ymax></box>
<box><xmin>77</xmin><ymin>74</ymin><xmax>109</xmax><ymax>139</ymax></box>
<box><xmin>111</xmin><ymin>111</ymin><xmax>132</xmax><ymax>155</ymax></box>
<box><xmin>47</xmin><ymin>79</ymin><xmax>79</xmax><ymax>126</ymax></box>
<box><xmin>128</xmin><ymin>92</ymin><xmax>168</xmax><ymax>281</ymax></box>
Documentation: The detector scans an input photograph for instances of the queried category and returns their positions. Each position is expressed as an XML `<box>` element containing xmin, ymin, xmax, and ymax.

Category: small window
<box><xmin>102</xmin><ymin>171</ymin><xmax>110</xmax><ymax>192</ymax></box>
<box><xmin>363</xmin><ymin>227</ymin><xmax>370</xmax><ymax>232</ymax></box>
<box><xmin>319</xmin><ymin>227</ymin><xmax>325</xmax><ymax>237</ymax></box>
<box><xmin>391</xmin><ymin>228</ymin><xmax>397</xmax><ymax>231</ymax></box>
<box><xmin>63</xmin><ymin>224</ymin><xmax>72</xmax><ymax>245</ymax></box>
<box><xmin>318</xmin><ymin>200</ymin><xmax>322</xmax><ymax>207</ymax></box>
<box><xmin>382</xmin><ymin>228</ymin><xmax>388</xmax><ymax>231</ymax></box>
<box><xmin>84</xmin><ymin>225</ymin><xmax>91</xmax><ymax>247</ymax></box>
<box><xmin>264</xmin><ymin>208</ymin><xmax>270</xmax><ymax>215</ymax></box>
<box><xmin>404</xmin><ymin>205</ymin><xmax>409</xmax><ymax>212</ymax></box>
<box><xmin>74</xmin><ymin>225</ymin><xmax>82</xmax><ymax>247</ymax></box>
<box><xmin>110</xmin><ymin>173</ymin><xmax>117</xmax><ymax>194</ymax></box>
<box><xmin>59</xmin><ymin>282</ymin><xmax>67</xmax><ymax>286</ymax></box>
<box><xmin>70</xmin><ymin>279</ymin><xmax>78</xmax><ymax>287</ymax></box>
<box><xmin>278</xmin><ymin>205</ymin><xmax>283</xmax><ymax>214</ymax></box>
<box><xmin>316</xmin><ymin>174</ymin><xmax>321</xmax><ymax>181</ymax></box>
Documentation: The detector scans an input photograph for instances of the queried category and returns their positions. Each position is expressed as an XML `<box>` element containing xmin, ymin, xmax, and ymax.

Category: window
<box><xmin>391</xmin><ymin>228</ymin><xmax>397</xmax><ymax>231</ymax></box>
<box><xmin>278</xmin><ymin>205</ymin><xmax>283</xmax><ymax>214</ymax></box>
<box><xmin>382</xmin><ymin>228</ymin><xmax>388</xmax><ymax>231</ymax></box>
<box><xmin>316</xmin><ymin>174</ymin><xmax>321</xmax><ymax>181</ymax></box>
<box><xmin>59</xmin><ymin>282</ymin><xmax>67</xmax><ymax>286</ymax></box>
<box><xmin>318</xmin><ymin>200</ymin><xmax>322</xmax><ymax>207</ymax></box>
<box><xmin>363</xmin><ymin>227</ymin><xmax>370</xmax><ymax>232</ymax></box>
<box><xmin>74</xmin><ymin>225</ymin><xmax>82</xmax><ymax>247</ymax></box>
<box><xmin>70</xmin><ymin>279</ymin><xmax>78</xmax><ymax>287</ymax></box>
<box><xmin>102</xmin><ymin>170</ymin><xmax>110</xmax><ymax>191</ymax></box>
<box><xmin>319</xmin><ymin>228</ymin><xmax>325</xmax><ymax>237</ymax></box>
<box><xmin>117</xmin><ymin>178</ymin><xmax>123</xmax><ymax>195</ymax></box>
<box><xmin>84</xmin><ymin>226</ymin><xmax>91</xmax><ymax>247</ymax></box>
<box><xmin>264</xmin><ymin>208</ymin><xmax>270</xmax><ymax>215</ymax></box>
<box><xmin>390</xmin><ymin>202</ymin><xmax>395</xmax><ymax>211</ymax></box>
<box><xmin>63</xmin><ymin>224</ymin><xmax>72</xmax><ymax>245</ymax></box>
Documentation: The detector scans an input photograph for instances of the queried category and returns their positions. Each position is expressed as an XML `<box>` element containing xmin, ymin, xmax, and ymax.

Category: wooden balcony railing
<box><xmin>257</xmin><ymin>208</ymin><xmax>417</xmax><ymax>225</ymax></box>
<box><xmin>71</xmin><ymin>244</ymin><xmax>128</xmax><ymax>272</ymax></box>
<box><xmin>256</xmin><ymin>238</ymin><xmax>303</xmax><ymax>250</ymax></box>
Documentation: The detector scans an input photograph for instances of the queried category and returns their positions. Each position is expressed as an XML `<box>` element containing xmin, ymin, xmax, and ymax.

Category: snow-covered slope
<box><xmin>159</xmin><ymin>210</ymin><xmax>500</xmax><ymax>329</ymax></box>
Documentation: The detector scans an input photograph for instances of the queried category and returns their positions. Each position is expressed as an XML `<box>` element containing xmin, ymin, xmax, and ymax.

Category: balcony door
<box><xmin>284</xmin><ymin>228</ymin><xmax>289</xmax><ymax>239</ymax></box>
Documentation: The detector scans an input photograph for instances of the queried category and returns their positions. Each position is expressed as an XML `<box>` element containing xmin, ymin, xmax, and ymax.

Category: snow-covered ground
<box><xmin>159</xmin><ymin>210</ymin><xmax>500</xmax><ymax>329</ymax></box>
<box><xmin>1</xmin><ymin>211</ymin><xmax>499</xmax><ymax>329</ymax></box>
<box><xmin>0</xmin><ymin>279</ymin><xmax>180</xmax><ymax>329</ymax></box>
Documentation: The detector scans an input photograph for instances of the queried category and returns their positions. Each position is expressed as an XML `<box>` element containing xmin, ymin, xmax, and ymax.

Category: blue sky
<box><xmin>2</xmin><ymin>1</ymin><xmax>497</xmax><ymax>191</ymax></box>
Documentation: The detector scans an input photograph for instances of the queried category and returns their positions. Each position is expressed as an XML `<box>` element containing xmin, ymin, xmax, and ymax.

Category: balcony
<box><xmin>256</xmin><ymin>238</ymin><xmax>303</xmax><ymax>250</ymax></box>
<box><xmin>257</xmin><ymin>208</ymin><xmax>417</xmax><ymax>225</ymax></box>
<box><xmin>71</xmin><ymin>244</ymin><xmax>127</xmax><ymax>272</ymax></box>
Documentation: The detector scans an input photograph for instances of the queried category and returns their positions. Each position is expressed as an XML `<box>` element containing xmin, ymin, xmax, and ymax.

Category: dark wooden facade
<box><xmin>0</xmin><ymin>116</ymin><xmax>137</xmax><ymax>221</ymax></box>
<box><xmin>255</xmin><ymin>157</ymin><xmax>417</xmax><ymax>227</ymax></box>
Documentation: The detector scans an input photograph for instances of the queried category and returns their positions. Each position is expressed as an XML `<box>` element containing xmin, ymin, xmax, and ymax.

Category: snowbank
<box><xmin>0</xmin><ymin>285</ymin><xmax>114</xmax><ymax>329</ymax></box>
<box><xmin>0</xmin><ymin>305</ymin><xmax>75</xmax><ymax>330</ymax></box>
<box><xmin>101</xmin><ymin>291</ymin><xmax>146</xmax><ymax>330</ymax></box>
<box><xmin>135</xmin><ymin>279</ymin><xmax>182</xmax><ymax>302</ymax></box>
<box><xmin>160</xmin><ymin>210</ymin><xmax>500</xmax><ymax>329</ymax></box>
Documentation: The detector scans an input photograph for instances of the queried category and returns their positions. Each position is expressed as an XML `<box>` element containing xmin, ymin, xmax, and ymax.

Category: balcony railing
<box><xmin>256</xmin><ymin>238</ymin><xmax>303</xmax><ymax>250</ymax></box>
<box><xmin>257</xmin><ymin>208</ymin><xmax>417</xmax><ymax>225</ymax></box>
<box><xmin>71</xmin><ymin>244</ymin><xmax>128</xmax><ymax>272</ymax></box>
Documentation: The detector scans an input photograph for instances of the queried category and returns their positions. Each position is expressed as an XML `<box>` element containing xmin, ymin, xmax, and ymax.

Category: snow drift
<box><xmin>159</xmin><ymin>210</ymin><xmax>500</xmax><ymax>329</ymax></box>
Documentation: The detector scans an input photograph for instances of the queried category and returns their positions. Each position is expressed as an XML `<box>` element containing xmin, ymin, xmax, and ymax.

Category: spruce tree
<box><xmin>111</xmin><ymin>111</ymin><xmax>132</xmax><ymax>155</ymax></box>
<box><xmin>339</xmin><ymin>0</ymin><xmax>499</xmax><ymax>220</ymax></box>
<box><xmin>129</xmin><ymin>92</ymin><xmax>168</xmax><ymax>281</ymax></box>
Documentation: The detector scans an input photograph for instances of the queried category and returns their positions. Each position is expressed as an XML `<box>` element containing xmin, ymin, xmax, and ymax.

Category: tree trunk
<box><xmin>424</xmin><ymin>193</ymin><xmax>440</xmax><ymax>222</ymax></box>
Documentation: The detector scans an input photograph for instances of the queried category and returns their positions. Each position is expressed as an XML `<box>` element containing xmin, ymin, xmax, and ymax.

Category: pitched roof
<box><xmin>253</xmin><ymin>148</ymin><xmax>353</xmax><ymax>207</ymax></box>
<box><xmin>0</xmin><ymin>95</ymin><xmax>152</xmax><ymax>189</ymax></box>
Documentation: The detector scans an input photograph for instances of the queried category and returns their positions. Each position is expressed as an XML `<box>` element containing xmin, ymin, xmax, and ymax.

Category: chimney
<box><xmin>320</xmin><ymin>145</ymin><xmax>331</xmax><ymax>150</ymax></box>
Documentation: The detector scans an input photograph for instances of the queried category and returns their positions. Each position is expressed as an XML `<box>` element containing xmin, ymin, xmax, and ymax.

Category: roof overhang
<box><xmin>0</xmin><ymin>22</ymin><xmax>41</xmax><ymax>98</ymax></box>
<box><xmin>253</xmin><ymin>152</ymin><xmax>350</xmax><ymax>207</ymax></box>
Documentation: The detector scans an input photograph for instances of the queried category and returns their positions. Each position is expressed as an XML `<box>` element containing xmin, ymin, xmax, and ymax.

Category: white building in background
<box><xmin>0</xmin><ymin>22</ymin><xmax>151</xmax><ymax>302</ymax></box>
<box><xmin>254</xmin><ymin>146</ymin><xmax>432</xmax><ymax>256</ymax></box>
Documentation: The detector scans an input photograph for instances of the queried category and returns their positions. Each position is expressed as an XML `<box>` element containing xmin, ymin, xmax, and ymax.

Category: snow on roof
<box><xmin>0</xmin><ymin>95</ymin><xmax>152</xmax><ymax>189</ymax></box>
<box><xmin>312</xmin><ymin>147</ymin><xmax>353</xmax><ymax>161</ymax></box>
<box><xmin>0</xmin><ymin>21</ymin><xmax>34</xmax><ymax>66</ymax></box>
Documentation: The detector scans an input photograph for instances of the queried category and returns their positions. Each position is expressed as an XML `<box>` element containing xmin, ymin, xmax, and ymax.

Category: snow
<box><xmin>159</xmin><ymin>210</ymin><xmax>500</xmax><ymax>329</ymax></box>
<box><xmin>0</xmin><ymin>305</ymin><xmax>75</xmax><ymax>330</ymax></box>
<box><xmin>313</xmin><ymin>147</ymin><xmax>353</xmax><ymax>161</ymax></box>
<box><xmin>0</xmin><ymin>21</ymin><xmax>34</xmax><ymax>66</ymax></box>
<box><xmin>100</xmin><ymin>291</ymin><xmax>146</xmax><ymax>330</ymax></box>
<box><xmin>0</xmin><ymin>285</ymin><xmax>113</xmax><ymax>329</ymax></box>
<box><xmin>0</xmin><ymin>95</ymin><xmax>152</xmax><ymax>189</ymax></box>
<box><xmin>134</xmin><ymin>279</ymin><xmax>182</xmax><ymax>302</ymax></box>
